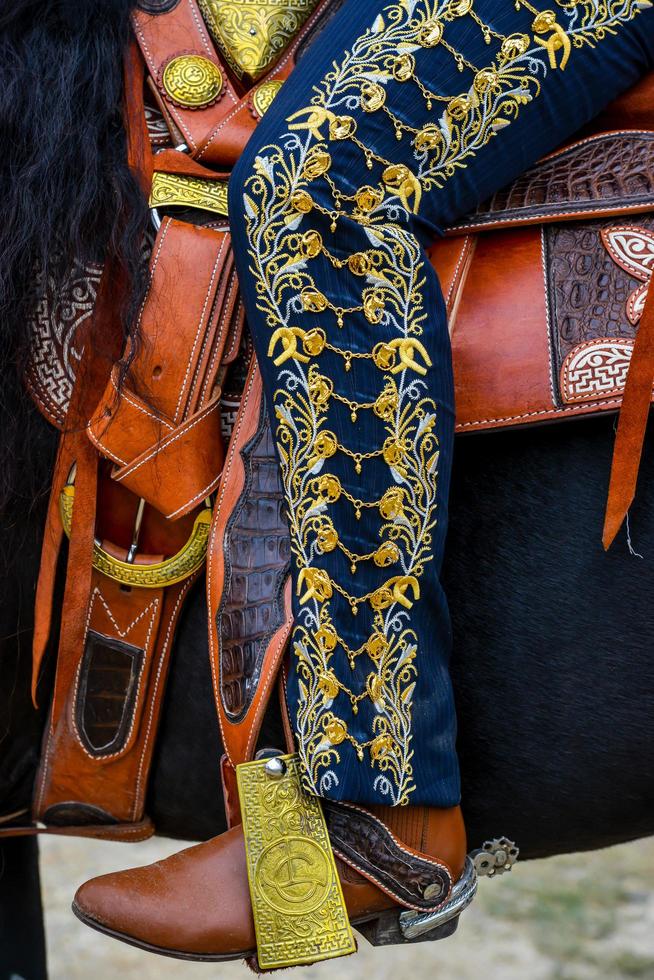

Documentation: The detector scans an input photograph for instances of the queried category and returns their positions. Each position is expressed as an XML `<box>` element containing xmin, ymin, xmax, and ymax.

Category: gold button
<box><xmin>417</xmin><ymin>19</ymin><xmax>443</xmax><ymax>47</ymax></box>
<box><xmin>302</xmin><ymin>328</ymin><xmax>326</xmax><ymax>356</ymax></box>
<box><xmin>325</xmin><ymin>718</ymin><xmax>348</xmax><ymax>745</ymax></box>
<box><xmin>393</xmin><ymin>52</ymin><xmax>415</xmax><ymax>81</ymax></box>
<box><xmin>304</xmin><ymin>148</ymin><xmax>332</xmax><ymax>180</ymax></box>
<box><xmin>300</xmin><ymin>230</ymin><xmax>323</xmax><ymax>259</ymax></box>
<box><xmin>252</xmin><ymin>79</ymin><xmax>283</xmax><ymax>118</ymax></box>
<box><xmin>162</xmin><ymin>55</ymin><xmax>223</xmax><ymax>109</ymax></box>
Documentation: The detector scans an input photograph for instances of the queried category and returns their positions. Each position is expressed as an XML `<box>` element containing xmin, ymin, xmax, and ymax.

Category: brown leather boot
<box><xmin>72</xmin><ymin>804</ymin><xmax>467</xmax><ymax>962</ymax></box>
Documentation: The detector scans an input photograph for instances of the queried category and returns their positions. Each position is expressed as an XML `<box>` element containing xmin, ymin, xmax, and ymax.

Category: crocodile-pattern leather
<box><xmin>217</xmin><ymin>395</ymin><xmax>290</xmax><ymax>720</ymax></box>
<box><xmin>324</xmin><ymin>801</ymin><xmax>452</xmax><ymax>912</ymax></box>
<box><xmin>545</xmin><ymin>216</ymin><xmax>654</xmax><ymax>390</ymax></box>
<box><xmin>449</xmin><ymin>132</ymin><xmax>654</xmax><ymax>232</ymax></box>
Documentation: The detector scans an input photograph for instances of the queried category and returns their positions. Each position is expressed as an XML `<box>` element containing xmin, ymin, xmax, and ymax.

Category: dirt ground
<box><xmin>40</xmin><ymin>833</ymin><xmax>654</xmax><ymax>980</ymax></box>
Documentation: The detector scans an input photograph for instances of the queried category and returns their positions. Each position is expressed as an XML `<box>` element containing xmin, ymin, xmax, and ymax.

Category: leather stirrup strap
<box><xmin>603</xmin><ymin>282</ymin><xmax>654</xmax><ymax>549</ymax></box>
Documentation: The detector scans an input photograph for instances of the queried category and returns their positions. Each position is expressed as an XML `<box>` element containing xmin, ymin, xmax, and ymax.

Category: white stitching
<box><xmin>133</xmin><ymin>578</ymin><xmax>192</xmax><ymax>817</ymax></box>
<box><xmin>540</xmin><ymin>226</ymin><xmax>557</xmax><ymax>408</ymax></box>
<box><xmin>174</xmin><ymin>237</ymin><xmax>227</xmax><ymax>420</ymax></box>
<box><xmin>200</xmin><ymin>264</ymin><xmax>239</xmax><ymax>405</ymax></box>
<box><xmin>115</xmin><ymin>398</ymin><xmax>219</xmax><ymax>482</ymax></box>
<box><xmin>70</xmin><ymin>588</ymin><xmax>160</xmax><ymax>762</ymax></box>
<box><xmin>455</xmin><ymin>396</ymin><xmax>625</xmax><ymax>429</ymax></box>
<box><xmin>110</xmin><ymin>374</ymin><xmax>174</xmax><ymax>430</ymax></box>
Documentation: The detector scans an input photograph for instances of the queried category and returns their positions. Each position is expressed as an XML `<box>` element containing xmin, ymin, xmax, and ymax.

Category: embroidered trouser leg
<box><xmin>228</xmin><ymin>0</ymin><xmax>654</xmax><ymax>806</ymax></box>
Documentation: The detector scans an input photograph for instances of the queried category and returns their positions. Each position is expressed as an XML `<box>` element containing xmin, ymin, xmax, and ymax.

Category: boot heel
<box><xmin>356</xmin><ymin>911</ymin><xmax>459</xmax><ymax>947</ymax></box>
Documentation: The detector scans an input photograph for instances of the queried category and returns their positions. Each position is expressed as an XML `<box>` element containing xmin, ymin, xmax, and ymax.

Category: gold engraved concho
<box><xmin>161</xmin><ymin>54</ymin><xmax>224</xmax><ymax>109</ymax></box>
<box><xmin>252</xmin><ymin>79</ymin><xmax>284</xmax><ymax>117</ymax></box>
<box><xmin>236</xmin><ymin>753</ymin><xmax>355</xmax><ymax>969</ymax></box>
<box><xmin>198</xmin><ymin>0</ymin><xmax>321</xmax><ymax>83</ymax></box>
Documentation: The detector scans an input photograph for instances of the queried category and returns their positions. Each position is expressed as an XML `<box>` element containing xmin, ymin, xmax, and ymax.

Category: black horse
<box><xmin>2</xmin><ymin>404</ymin><xmax>653</xmax><ymax>977</ymax></box>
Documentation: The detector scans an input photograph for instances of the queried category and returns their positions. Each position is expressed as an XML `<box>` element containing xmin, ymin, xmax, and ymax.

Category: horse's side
<box><xmin>153</xmin><ymin>411</ymin><xmax>654</xmax><ymax>857</ymax></box>
<box><xmin>3</xmin><ymin>407</ymin><xmax>653</xmax><ymax>857</ymax></box>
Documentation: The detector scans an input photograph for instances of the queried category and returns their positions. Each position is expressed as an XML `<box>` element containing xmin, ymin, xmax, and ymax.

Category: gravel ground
<box><xmin>40</xmin><ymin>834</ymin><xmax>654</xmax><ymax>980</ymax></box>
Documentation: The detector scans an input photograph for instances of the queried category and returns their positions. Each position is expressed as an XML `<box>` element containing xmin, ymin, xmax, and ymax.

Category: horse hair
<box><xmin>0</xmin><ymin>0</ymin><xmax>147</xmax><ymax>523</ymax></box>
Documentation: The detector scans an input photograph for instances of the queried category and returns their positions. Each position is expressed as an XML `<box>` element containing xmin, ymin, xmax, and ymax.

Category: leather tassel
<box><xmin>603</xmin><ymin>284</ymin><xmax>654</xmax><ymax>549</ymax></box>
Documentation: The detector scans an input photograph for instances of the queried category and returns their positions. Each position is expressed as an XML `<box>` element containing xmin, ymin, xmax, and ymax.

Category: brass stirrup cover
<box><xmin>237</xmin><ymin>753</ymin><xmax>355</xmax><ymax>969</ymax></box>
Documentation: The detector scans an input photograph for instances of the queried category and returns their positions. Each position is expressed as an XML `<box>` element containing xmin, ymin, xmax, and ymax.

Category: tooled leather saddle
<box><xmin>2</xmin><ymin>0</ymin><xmax>653</xmax><ymax>853</ymax></box>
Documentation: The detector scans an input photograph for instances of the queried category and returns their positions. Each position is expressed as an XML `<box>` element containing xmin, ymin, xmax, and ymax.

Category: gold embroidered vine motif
<box><xmin>242</xmin><ymin>0</ymin><xmax>647</xmax><ymax>803</ymax></box>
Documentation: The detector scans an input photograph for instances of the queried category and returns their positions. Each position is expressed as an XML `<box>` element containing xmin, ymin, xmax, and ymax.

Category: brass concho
<box><xmin>252</xmin><ymin>79</ymin><xmax>284</xmax><ymax>118</ymax></box>
<box><xmin>161</xmin><ymin>54</ymin><xmax>224</xmax><ymax>109</ymax></box>
<box><xmin>199</xmin><ymin>0</ymin><xmax>321</xmax><ymax>84</ymax></box>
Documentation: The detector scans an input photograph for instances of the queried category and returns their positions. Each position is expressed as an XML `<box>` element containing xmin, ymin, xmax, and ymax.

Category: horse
<box><xmin>2</xmin><ymin>399</ymin><xmax>652</xmax><ymax>976</ymax></box>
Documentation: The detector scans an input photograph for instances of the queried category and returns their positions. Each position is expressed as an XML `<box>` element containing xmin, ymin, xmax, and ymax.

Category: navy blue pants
<box><xmin>229</xmin><ymin>0</ymin><xmax>654</xmax><ymax>806</ymax></box>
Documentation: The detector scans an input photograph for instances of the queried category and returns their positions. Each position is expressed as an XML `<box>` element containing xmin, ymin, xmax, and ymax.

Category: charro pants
<box><xmin>229</xmin><ymin>0</ymin><xmax>654</xmax><ymax>806</ymax></box>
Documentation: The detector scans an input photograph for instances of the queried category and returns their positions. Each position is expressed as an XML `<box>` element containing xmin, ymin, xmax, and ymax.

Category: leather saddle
<box><xmin>2</xmin><ymin>0</ymin><xmax>653</xmax><ymax>849</ymax></box>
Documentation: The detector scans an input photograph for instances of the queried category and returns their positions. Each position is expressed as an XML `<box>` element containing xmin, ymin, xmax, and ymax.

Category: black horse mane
<box><xmin>0</xmin><ymin>0</ymin><xmax>148</xmax><ymax>519</ymax></box>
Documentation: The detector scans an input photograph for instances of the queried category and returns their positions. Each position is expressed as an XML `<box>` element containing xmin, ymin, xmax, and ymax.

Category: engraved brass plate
<box><xmin>150</xmin><ymin>172</ymin><xmax>229</xmax><ymax>217</ymax></box>
<box><xmin>237</xmin><ymin>753</ymin><xmax>355</xmax><ymax>969</ymax></box>
<box><xmin>161</xmin><ymin>54</ymin><xmax>223</xmax><ymax>108</ymax></box>
<box><xmin>198</xmin><ymin>0</ymin><xmax>321</xmax><ymax>83</ymax></box>
<box><xmin>252</xmin><ymin>79</ymin><xmax>283</xmax><ymax>118</ymax></box>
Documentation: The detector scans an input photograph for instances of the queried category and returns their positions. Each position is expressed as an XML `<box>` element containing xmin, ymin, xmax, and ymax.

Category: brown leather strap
<box><xmin>324</xmin><ymin>801</ymin><xmax>452</xmax><ymax>913</ymax></box>
<box><xmin>603</xmin><ymin>282</ymin><xmax>654</xmax><ymax>549</ymax></box>
<box><xmin>207</xmin><ymin>359</ymin><xmax>292</xmax><ymax>767</ymax></box>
